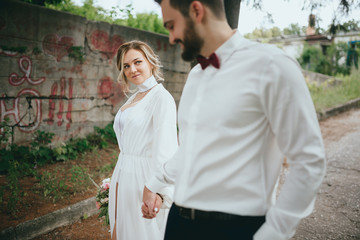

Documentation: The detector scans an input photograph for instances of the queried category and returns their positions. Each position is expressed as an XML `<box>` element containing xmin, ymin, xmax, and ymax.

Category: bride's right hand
<box><xmin>142</xmin><ymin>186</ymin><xmax>156</xmax><ymax>218</ymax></box>
<box><xmin>141</xmin><ymin>195</ymin><xmax>162</xmax><ymax>219</ymax></box>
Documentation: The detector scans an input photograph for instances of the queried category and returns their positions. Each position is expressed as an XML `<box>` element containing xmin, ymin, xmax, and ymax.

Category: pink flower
<box><xmin>96</xmin><ymin>201</ymin><xmax>101</xmax><ymax>209</ymax></box>
<box><xmin>100</xmin><ymin>178</ymin><xmax>111</xmax><ymax>191</ymax></box>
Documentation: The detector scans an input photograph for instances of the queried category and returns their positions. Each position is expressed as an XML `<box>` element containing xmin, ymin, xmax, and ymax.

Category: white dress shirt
<box><xmin>146</xmin><ymin>31</ymin><xmax>326</xmax><ymax>240</ymax></box>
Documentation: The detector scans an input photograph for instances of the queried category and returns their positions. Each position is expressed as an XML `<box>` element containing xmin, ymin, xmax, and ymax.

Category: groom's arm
<box><xmin>142</xmin><ymin>148</ymin><xmax>181</xmax><ymax>218</ymax></box>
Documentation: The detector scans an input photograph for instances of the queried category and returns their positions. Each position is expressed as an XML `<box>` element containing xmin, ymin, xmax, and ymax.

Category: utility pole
<box><xmin>224</xmin><ymin>0</ymin><xmax>241</xmax><ymax>29</ymax></box>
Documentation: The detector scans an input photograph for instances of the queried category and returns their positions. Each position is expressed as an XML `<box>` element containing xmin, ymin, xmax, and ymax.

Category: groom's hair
<box><xmin>154</xmin><ymin>0</ymin><xmax>225</xmax><ymax>19</ymax></box>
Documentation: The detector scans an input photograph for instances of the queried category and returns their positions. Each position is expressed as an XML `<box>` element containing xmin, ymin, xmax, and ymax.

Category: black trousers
<box><xmin>164</xmin><ymin>204</ymin><xmax>265</xmax><ymax>240</ymax></box>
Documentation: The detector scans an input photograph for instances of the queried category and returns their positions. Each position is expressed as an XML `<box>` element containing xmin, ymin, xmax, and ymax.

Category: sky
<box><xmin>72</xmin><ymin>0</ymin><xmax>360</xmax><ymax>34</ymax></box>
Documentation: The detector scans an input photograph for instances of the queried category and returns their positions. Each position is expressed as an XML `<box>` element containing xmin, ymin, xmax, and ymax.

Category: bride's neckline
<box><xmin>120</xmin><ymin>76</ymin><xmax>158</xmax><ymax>113</ymax></box>
<box><xmin>138</xmin><ymin>75</ymin><xmax>158</xmax><ymax>92</ymax></box>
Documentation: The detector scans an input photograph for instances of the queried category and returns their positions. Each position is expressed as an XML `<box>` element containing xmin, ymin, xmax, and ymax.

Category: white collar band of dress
<box><xmin>137</xmin><ymin>75</ymin><xmax>158</xmax><ymax>92</ymax></box>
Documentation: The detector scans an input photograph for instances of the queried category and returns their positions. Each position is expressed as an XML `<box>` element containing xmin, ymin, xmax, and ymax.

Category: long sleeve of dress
<box><xmin>254</xmin><ymin>54</ymin><xmax>326</xmax><ymax>239</ymax></box>
<box><xmin>151</xmin><ymin>90</ymin><xmax>178</xmax><ymax>208</ymax></box>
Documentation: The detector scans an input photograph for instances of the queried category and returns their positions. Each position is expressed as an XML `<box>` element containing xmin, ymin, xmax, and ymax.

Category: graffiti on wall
<box><xmin>97</xmin><ymin>76</ymin><xmax>125</xmax><ymax>108</ymax></box>
<box><xmin>0</xmin><ymin>21</ymin><xmax>177</xmax><ymax>142</ymax></box>
<box><xmin>48</xmin><ymin>77</ymin><xmax>73</xmax><ymax>130</ymax></box>
<box><xmin>90</xmin><ymin>30</ymin><xmax>124</xmax><ymax>60</ymax></box>
<box><xmin>8</xmin><ymin>56</ymin><xmax>46</xmax><ymax>86</ymax></box>
<box><xmin>1</xmin><ymin>55</ymin><xmax>44</xmax><ymax>133</ymax></box>
<box><xmin>157</xmin><ymin>39</ymin><xmax>168</xmax><ymax>52</ymax></box>
<box><xmin>43</xmin><ymin>34</ymin><xmax>74</xmax><ymax>62</ymax></box>
<box><xmin>1</xmin><ymin>54</ymin><xmax>76</xmax><ymax>134</ymax></box>
<box><xmin>0</xmin><ymin>49</ymin><xmax>18</xmax><ymax>57</ymax></box>
<box><xmin>0</xmin><ymin>89</ymin><xmax>42</xmax><ymax>133</ymax></box>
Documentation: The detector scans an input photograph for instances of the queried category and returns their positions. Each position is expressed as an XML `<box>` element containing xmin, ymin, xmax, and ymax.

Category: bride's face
<box><xmin>122</xmin><ymin>49</ymin><xmax>153</xmax><ymax>86</ymax></box>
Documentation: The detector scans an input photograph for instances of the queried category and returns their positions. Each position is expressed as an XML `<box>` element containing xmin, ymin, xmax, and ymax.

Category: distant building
<box><xmin>256</xmin><ymin>15</ymin><xmax>360</xmax><ymax>61</ymax></box>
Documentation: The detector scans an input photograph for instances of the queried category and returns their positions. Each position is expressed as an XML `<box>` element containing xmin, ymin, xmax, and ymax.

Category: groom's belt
<box><xmin>173</xmin><ymin>203</ymin><xmax>265</xmax><ymax>222</ymax></box>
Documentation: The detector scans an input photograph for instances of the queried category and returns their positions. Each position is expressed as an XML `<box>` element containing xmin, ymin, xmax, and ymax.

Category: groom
<box><xmin>142</xmin><ymin>0</ymin><xmax>326</xmax><ymax>239</ymax></box>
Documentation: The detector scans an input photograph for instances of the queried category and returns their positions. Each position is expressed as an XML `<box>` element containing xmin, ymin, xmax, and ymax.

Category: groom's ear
<box><xmin>189</xmin><ymin>1</ymin><xmax>205</xmax><ymax>24</ymax></box>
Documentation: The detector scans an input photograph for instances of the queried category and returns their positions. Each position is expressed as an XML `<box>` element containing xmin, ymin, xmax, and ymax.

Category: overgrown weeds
<box><xmin>307</xmin><ymin>68</ymin><xmax>360</xmax><ymax>113</ymax></box>
<box><xmin>0</xmin><ymin>123</ymin><xmax>116</xmax><ymax>217</ymax></box>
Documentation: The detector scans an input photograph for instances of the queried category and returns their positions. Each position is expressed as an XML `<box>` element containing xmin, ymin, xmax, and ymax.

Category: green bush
<box><xmin>70</xmin><ymin>165</ymin><xmax>90</xmax><ymax>193</ymax></box>
<box><xmin>36</xmin><ymin>168</ymin><xmax>68</xmax><ymax>203</ymax></box>
<box><xmin>86</xmin><ymin>131</ymin><xmax>107</xmax><ymax>149</ymax></box>
<box><xmin>0</xmin><ymin>117</ymin><xmax>11</xmax><ymax>147</ymax></box>
<box><xmin>299</xmin><ymin>42</ymin><xmax>360</xmax><ymax>76</ymax></box>
<box><xmin>6</xmin><ymin>161</ymin><xmax>22</xmax><ymax>216</ymax></box>
<box><xmin>0</xmin><ymin>122</ymin><xmax>116</xmax><ymax>216</ymax></box>
<box><xmin>35</xmin><ymin>165</ymin><xmax>91</xmax><ymax>202</ymax></box>
<box><xmin>95</xmin><ymin>123</ymin><xmax>117</xmax><ymax>144</ymax></box>
<box><xmin>28</xmin><ymin>131</ymin><xmax>55</xmax><ymax>166</ymax></box>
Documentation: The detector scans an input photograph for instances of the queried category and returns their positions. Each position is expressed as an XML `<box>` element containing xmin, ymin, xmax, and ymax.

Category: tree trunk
<box><xmin>191</xmin><ymin>0</ymin><xmax>242</xmax><ymax>67</ymax></box>
<box><xmin>224</xmin><ymin>0</ymin><xmax>241</xmax><ymax>29</ymax></box>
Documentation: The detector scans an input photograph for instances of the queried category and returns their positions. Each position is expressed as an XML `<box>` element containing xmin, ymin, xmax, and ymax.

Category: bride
<box><xmin>109</xmin><ymin>40</ymin><xmax>178</xmax><ymax>240</ymax></box>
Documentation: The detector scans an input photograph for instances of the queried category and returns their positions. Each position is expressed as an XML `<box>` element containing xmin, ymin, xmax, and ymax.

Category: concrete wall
<box><xmin>0</xmin><ymin>0</ymin><xmax>190</xmax><ymax>144</ymax></box>
<box><xmin>333</xmin><ymin>31</ymin><xmax>360</xmax><ymax>44</ymax></box>
<box><xmin>268</xmin><ymin>35</ymin><xmax>305</xmax><ymax>60</ymax></box>
<box><xmin>302</xmin><ymin>70</ymin><xmax>342</xmax><ymax>86</ymax></box>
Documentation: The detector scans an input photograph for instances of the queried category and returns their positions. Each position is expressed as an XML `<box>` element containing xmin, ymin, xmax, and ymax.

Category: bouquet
<box><xmin>96</xmin><ymin>178</ymin><xmax>110</xmax><ymax>225</ymax></box>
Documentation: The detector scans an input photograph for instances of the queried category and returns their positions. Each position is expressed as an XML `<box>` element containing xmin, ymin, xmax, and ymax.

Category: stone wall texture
<box><xmin>0</xmin><ymin>0</ymin><xmax>190</xmax><ymax>144</ymax></box>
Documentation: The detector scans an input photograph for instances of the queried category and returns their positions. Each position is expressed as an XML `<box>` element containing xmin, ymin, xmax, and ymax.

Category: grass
<box><xmin>308</xmin><ymin>68</ymin><xmax>360</xmax><ymax>113</ymax></box>
<box><xmin>0</xmin><ymin>124</ymin><xmax>116</xmax><ymax>217</ymax></box>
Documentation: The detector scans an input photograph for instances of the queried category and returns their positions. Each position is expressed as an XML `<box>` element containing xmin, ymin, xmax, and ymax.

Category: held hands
<box><xmin>142</xmin><ymin>186</ymin><xmax>163</xmax><ymax>219</ymax></box>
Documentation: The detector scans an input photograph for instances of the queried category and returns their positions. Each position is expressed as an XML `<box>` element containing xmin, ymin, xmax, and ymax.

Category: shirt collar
<box><xmin>213</xmin><ymin>30</ymin><xmax>255</xmax><ymax>68</ymax></box>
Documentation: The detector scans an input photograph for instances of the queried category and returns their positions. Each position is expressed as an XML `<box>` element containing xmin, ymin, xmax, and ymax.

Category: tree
<box><xmin>244</xmin><ymin>27</ymin><xmax>273</xmax><ymax>39</ymax></box>
<box><xmin>329</xmin><ymin>19</ymin><xmax>360</xmax><ymax>35</ymax></box>
<box><xmin>43</xmin><ymin>0</ymin><xmax>168</xmax><ymax>35</ymax></box>
<box><xmin>244</xmin><ymin>24</ymin><xmax>303</xmax><ymax>39</ymax></box>
<box><xmin>283</xmin><ymin>23</ymin><xmax>302</xmax><ymax>36</ymax></box>
<box><xmin>242</xmin><ymin>0</ymin><xmax>360</xmax><ymax>34</ymax></box>
<box><xmin>270</xmin><ymin>26</ymin><xmax>282</xmax><ymax>37</ymax></box>
<box><xmin>298</xmin><ymin>42</ymin><xmax>353</xmax><ymax>76</ymax></box>
<box><xmin>118</xmin><ymin>12</ymin><xmax>168</xmax><ymax>35</ymax></box>
<box><xmin>45</xmin><ymin>0</ymin><xmax>116</xmax><ymax>23</ymax></box>
<box><xmin>224</xmin><ymin>0</ymin><xmax>241</xmax><ymax>29</ymax></box>
<box><xmin>19</xmin><ymin>0</ymin><xmax>63</xmax><ymax>6</ymax></box>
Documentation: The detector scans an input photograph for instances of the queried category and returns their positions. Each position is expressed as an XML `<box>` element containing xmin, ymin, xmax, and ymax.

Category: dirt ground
<box><xmin>0</xmin><ymin>142</ymin><xmax>119</xmax><ymax>232</ymax></box>
<box><xmin>8</xmin><ymin>108</ymin><xmax>360</xmax><ymax>239</ymax></box>
<box><xmin>319</xmin><ymin>109</ymin><xmax>360</xmax><ymax>145</ymax></box>
<box><xmin>33</xmin><ymin>214</ymin><xmax>110</xmax><ymax>240</ymax></box>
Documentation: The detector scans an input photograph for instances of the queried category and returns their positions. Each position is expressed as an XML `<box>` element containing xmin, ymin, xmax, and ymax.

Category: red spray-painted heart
<box><xmin>90</xmin><ymin>30</ymin><xmax>124</xmax><ymax>59</ymax></box>
<box><xmin>43</xmin><ymin>34</ymin><xmax>74</xmax><ymax>62</ymax></box>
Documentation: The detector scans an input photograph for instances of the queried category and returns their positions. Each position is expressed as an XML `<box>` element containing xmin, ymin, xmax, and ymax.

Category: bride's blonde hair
<box><xmin>116</xmin><ymin>40</ymin><xmax>164</xmax><ymax>93</ymax></box>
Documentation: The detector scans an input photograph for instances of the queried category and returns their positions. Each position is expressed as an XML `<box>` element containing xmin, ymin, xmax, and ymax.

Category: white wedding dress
<box><xmin>109</xmin><ymin>76</ymin><xmax>178</xmax><ymax>240</ymax></box>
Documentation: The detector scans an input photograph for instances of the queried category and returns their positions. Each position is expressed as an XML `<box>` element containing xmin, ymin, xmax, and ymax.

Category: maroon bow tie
<box><xmin>196</xmin><ymin>53</ymin><xmax>220</xmax><ymax>70</ymax></box>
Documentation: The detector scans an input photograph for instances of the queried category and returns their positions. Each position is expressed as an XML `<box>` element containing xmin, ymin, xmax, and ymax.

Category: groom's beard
<box><xmin>179</xmin><ymin>18</ymin><xmax>204</xmax><ymax>62</ymax></box>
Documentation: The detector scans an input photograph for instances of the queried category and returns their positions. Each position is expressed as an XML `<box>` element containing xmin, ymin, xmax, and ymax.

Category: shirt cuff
<box><xmin>159</xmin><ymin>193</ymin><xmax>173</xmax><ymax>209</ymax></box>
<box><xmin>253</xmin><ymin>222</ymin><xmax>287</xmax><ymax>240</ymax></box>
<box><xmin>146</xmin><ymin>176</ymin><xmax>167</xmax><ymax>196</ymax></box>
